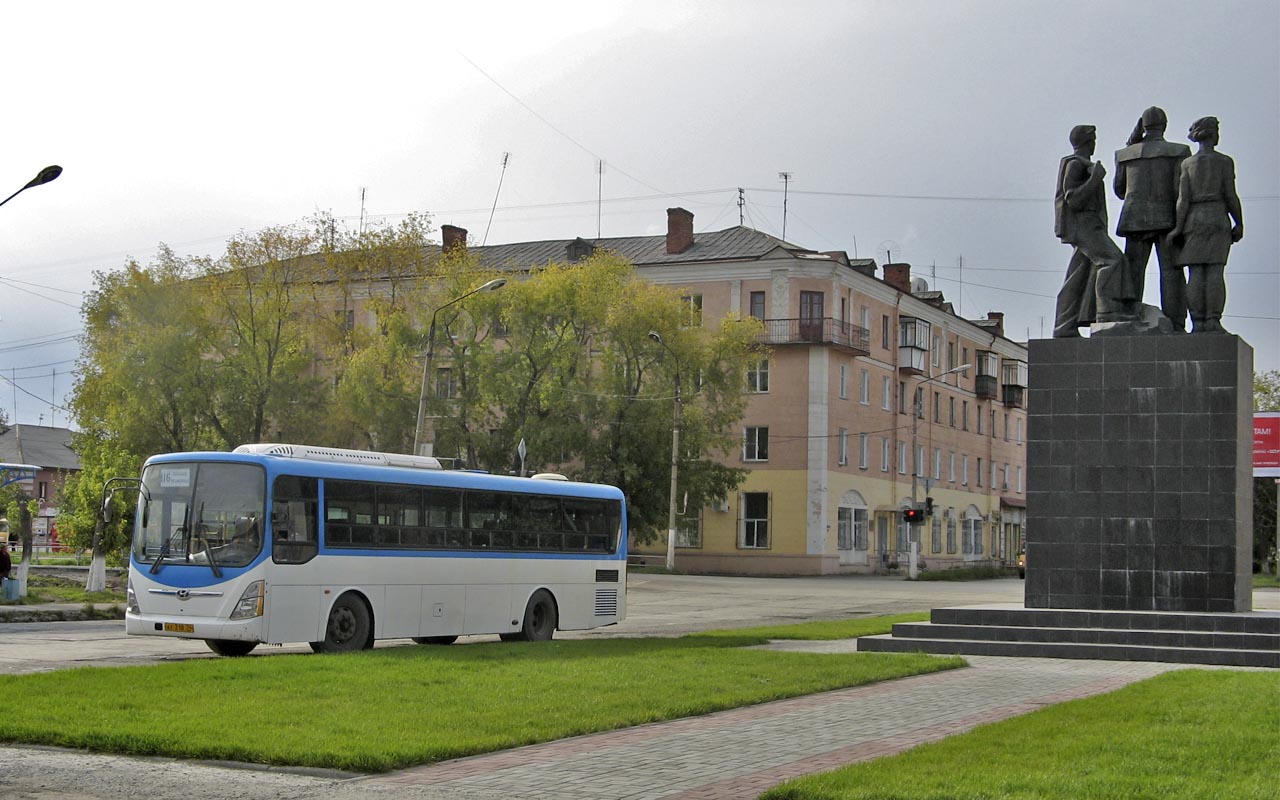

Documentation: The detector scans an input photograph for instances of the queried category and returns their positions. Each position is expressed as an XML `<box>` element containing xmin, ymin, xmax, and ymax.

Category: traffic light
<box><xmin>902</xmin><ymin>507</ymin><xmax>924</xmax><ymax>524</ymax></box>
<box><xmin>925</xmin><ymin>497</ymin><xmax>934</xmax><ymax>516</ymax></box>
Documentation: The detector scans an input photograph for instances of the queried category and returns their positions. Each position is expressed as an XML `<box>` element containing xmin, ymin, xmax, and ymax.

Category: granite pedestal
<box><xmin>1025</xmin><ymin>334</ymin><xmax>1253</xmax><ymax>612</ymax></box>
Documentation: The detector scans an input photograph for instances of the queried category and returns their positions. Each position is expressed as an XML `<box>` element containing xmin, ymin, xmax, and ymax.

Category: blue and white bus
<box><xmin>125</xmin><ymin>444</ymin><xmax>627</xmax><ymax>656</ymax></box>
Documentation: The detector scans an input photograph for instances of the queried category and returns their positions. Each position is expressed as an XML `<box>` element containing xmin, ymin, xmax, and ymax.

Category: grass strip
<box><xmin>0</xmin><ymin>634</ymin><xmax>961</xmax><ymax>772</ymax></box>
<box><xmin>762</xmin><ymin>669</ymin><xmax>1279</xmax><ymax>800</ymax></box>
<box><xmin>686</xmin><ymin>612</ymin><xmax>929</xmax><ymax>641</ymax></box>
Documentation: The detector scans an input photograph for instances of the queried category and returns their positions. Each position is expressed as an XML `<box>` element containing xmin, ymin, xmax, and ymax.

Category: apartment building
<box><xmin>442</xmin><ymin>208</ymin><xmax>1029</xmax><ymax>575</ymax></box>
<box><xmin>0</xmin><ymin>424</ymin><xmax>80</xmax><ymax>548</ymax></box>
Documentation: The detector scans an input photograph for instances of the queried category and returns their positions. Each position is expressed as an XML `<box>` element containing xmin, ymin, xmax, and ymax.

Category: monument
<box><xmin>860</xmin><ymin>113</ymin><xmax>1276</xmax><ymax>665</ymax></box>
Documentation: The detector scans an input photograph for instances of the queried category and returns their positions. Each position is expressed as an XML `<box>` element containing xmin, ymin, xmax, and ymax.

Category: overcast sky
<box><xmin>2</xmin><ymin>0</ymin><xmax>1276</xmax><ymax>428</ymax></box>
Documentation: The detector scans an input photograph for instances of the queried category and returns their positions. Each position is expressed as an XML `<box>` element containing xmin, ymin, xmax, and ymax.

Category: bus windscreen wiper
<box><xmin>199</xmin><ymin>538</ymin><xmax>223</xmax><ymax>578</ymax></box>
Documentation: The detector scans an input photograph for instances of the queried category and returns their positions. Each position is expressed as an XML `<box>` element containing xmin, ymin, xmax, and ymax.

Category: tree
<box><xmin>1256</xmin><ymin>370</ymin><xmax>1279</xmax><ymax>572</ymax></box>
<box><xmin>423</xmin><ymin>252</ymin><xmax>764</xmax><ymax>542</ymax></box>
<box><xmin>197</xmin><ymin>226</ymin><xmax>329</xmax><ymax>448</ymax></box>
<box><xmin>0</xmin><ymin>485</ymin><xmax>36</xmax><ymax>597</ymax></box>
<box><xmin>73</xmin><ymin>248</ymin><xmax>219</xmax><ymax>455</ymax></box>
<box><xmin>56</xmin><ymin>434</ymin><xmax>141</xmax><ymax>591</ymax></box>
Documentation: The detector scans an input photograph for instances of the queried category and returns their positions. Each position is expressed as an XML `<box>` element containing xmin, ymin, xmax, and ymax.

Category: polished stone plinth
<box><xmin>1025</xmin><ymin>334</ymin><xmax>1253</xmax><ymax>612</ymax></box>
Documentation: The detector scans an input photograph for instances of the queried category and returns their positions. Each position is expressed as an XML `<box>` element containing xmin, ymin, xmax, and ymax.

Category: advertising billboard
<box><xmin>1255</xmin><ymin>412</ymin><xmax>1280</xmax><ymax>478</ymax></box>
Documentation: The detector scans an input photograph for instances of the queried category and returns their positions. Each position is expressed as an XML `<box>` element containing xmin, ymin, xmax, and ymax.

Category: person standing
<box><xmin>0</xmin><ymin>542</ymin><xmax>11</xmax><ymax>582</ymax></box>
<box><xmin>1054</xmin><ymin>125</ymin><xmax>1128</xmax><ymax>336</ymax></box>
<box><xmin>1113</xmin><ymin>106</ymin><xmax>1192</xmax><ymax>329</ymax></box>
<box><xmin>1170</xmin><ymin>117</ymin><xmax>1243</xmax><ymax>333</ymax></box>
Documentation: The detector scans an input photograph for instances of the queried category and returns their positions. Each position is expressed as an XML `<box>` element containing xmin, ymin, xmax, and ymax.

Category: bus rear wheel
<box><xmin>412</xmin><ymin>636</ymin><xmax>458</xmax><ymax>645</ymax></box>
<box><xmin>206</xmin><ymin>639</ymin><xmax>257</xmax><ymax>657</ymax></box>
<box><xmin>310</xmin><ymin>594</ymin><xmax>373</xmax><ymax>653</ymax></box>
<box><xmin>513</xmin><ymin>590</ymin><xmax>557</xmax><ymax>642</ymax></box>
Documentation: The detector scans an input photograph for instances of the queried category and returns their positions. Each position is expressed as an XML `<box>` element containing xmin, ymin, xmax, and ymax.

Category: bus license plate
<box><xmin>164</xmin><ymin>623</ymin><xmax>195</xmax><ymax>633</ymax></box>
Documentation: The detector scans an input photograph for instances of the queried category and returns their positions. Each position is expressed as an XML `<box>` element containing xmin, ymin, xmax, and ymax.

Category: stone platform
<box><xmin>857</xmin><ymin>603</ymin><xmax>1280</xmax><ymax>668</ymax></box>
<box><xmin>1025</xmin><ymin>334</ymin><xmax>1254</xmax><ymax>612</ymax></box>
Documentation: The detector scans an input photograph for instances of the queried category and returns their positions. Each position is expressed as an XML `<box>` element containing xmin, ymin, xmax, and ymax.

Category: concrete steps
<box><xmin>857</xmin><ymin>604</ymin><xmax>1280</xmax><ymax>668</ymax></box>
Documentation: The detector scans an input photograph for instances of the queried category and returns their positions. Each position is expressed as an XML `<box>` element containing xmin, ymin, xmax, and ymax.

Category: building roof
<box><xmin>0</xmin><ymin>425</ymin><xmax>80</xmax><ymax>471</ymax></box>
<box><xmin>469</xmin><ymin>226</ymin><xmax>793</xmax><ymax>270</ymax></box>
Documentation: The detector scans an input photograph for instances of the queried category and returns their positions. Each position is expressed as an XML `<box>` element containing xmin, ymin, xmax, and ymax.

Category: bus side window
<box><xmin>273</xmin><ymin>476</ymin><xmax>319</xmax><ymax>564</ymax></box>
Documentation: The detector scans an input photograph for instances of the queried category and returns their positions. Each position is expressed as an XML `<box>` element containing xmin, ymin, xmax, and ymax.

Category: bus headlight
<box><xmin>126</xmin><ymin>575</ymin><xmax>140</xmax><ymax>615</ymax></box>
<box><xmin>230</xmin><ymin>580</ymin><xmax>265</xmax><ymax>620</ymax></box>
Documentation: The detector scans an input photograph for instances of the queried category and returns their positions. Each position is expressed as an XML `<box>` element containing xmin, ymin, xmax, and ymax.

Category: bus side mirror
<box><xmin>102</xmin><ymin>497</ymin><xmax>113</xmax><ymax>524</ymax></box>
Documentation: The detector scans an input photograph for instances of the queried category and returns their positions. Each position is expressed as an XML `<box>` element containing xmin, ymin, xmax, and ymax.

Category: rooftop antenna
<box><xmin>778</xmin><ymin>172</ymin><xmax>792</xmax><ymax>241</ymax></box>
<box><xmin>957</xmin><ymin>254</ymin><xmax>964</xmax><ymax>316</ymax></box>
<box><xmin>358</xmin><ymin>187</ymin><xmax>367</xmax><ymax>235</ymax></box>
<box><xmin>596</xmin><ymin>159</ymin><xmax>604</xmax><ymax>240</ymax></box>
<box><xmin>737</xmin><ymin>187</ymin><xmax>745</xmax><ymax>226</ymax></box>
<box><xmin>482</xmin><ymin>152</ymin><xmax>511</xmax><ymax>246</ymax></box>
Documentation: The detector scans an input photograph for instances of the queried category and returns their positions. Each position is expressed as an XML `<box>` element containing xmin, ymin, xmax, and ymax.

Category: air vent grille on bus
<box><xmin>594</xmin><ymin>589</ymin><xmax>618</xmax><ymax>617</ymax></box>
<box><xmin>233</xmin><ymin>443</ymin><xmax>442</xmax><ymax>470</ymax></box>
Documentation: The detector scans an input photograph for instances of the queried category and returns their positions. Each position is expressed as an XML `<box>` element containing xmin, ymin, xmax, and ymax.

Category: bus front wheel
<box><xmin>513</xmin><ymin>590</ymin><xmax>557</xmax><ymax>642</ymax></box>
<box><xmin>206</xmin><ymin>639</ymin><xmax>257</xmax><ymax>657</ymax></box>
<box><xmin>310</xmin><ymin>594</ymin><xmax>373</xmax><ymax>653</ymax></box>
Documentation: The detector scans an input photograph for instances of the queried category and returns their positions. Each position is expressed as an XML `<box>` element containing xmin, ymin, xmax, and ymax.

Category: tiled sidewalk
<box><xmin>334</xmin><ymin>655</ymin><xmax>1182</xmax><ymax>800</ymax></box>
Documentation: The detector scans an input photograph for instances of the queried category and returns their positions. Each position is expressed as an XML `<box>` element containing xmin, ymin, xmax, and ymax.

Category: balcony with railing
<box><xmin>755</xmin><ymin>317</ymin><xmax>870</xmax><ymax>355</ymax></box>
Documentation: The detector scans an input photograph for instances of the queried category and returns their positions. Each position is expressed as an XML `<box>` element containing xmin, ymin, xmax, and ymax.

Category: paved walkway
<box><xmin>320</xmin><ymin>653</ymin><xmax>1198</xmax><ymax>800</ymax></box>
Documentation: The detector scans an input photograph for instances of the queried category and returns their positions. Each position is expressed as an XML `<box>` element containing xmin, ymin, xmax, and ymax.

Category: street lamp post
<box><xmin>412</xmin><ymin>277</ymin><xmax>506</xmax><ymax>457</ymax></box>
<box><xmin>909</xmin><ymin>362</ymin><xmax>971</xmax><ymax>578</ymax></box>
<box><xmin>0</xmin><ymin>166</ymin><xmax>63</xmax><ymax>209</ymax></box>
<box><xmin>648</xmin><ymin>330</ymin><xmax>682</xmax><ymax>572</ymax></box>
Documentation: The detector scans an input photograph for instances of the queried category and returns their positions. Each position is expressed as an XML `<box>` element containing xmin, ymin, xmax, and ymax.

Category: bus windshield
<box><xmin>133</xmin><ymin>462</ymin><xmax>266</xmax><ymax>571</ymax></box>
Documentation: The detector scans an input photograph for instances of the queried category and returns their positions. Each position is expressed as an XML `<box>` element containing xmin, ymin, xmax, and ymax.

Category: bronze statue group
<box><xmin>1054</xmin><ymin>106</ymin><xmax>1244</xmax><ymax>337</ymax></box>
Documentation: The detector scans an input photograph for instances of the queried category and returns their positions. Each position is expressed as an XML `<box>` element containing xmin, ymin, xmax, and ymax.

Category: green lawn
<box><xmin>762</xmin><ymin>669</ymin><xmax>1279</xmax><ymax>800</ymax></box>
<box><xmin>0</xmin><ymin>628</ymin><xmax>962</xmax><ymax>772</ymax></box>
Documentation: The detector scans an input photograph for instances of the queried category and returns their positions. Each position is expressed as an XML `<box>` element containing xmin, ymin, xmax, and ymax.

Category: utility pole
<box><xmin>737</xmin><ymin>187</ymin><xmax>745</xmax><ymax>226</ymax></box>
<box><xmin>483</xmin><ymin>152</ymin><xmax>511</xmax><ymax>246</ymax></box>
<box><xmin>778</xmin><ymin>172</ymin><xmax>792</xmax><ymax>241</ymax></box>
<box><xmin>596</xmin><ymin>159</ymin><xmax>604</xmax><ymax>239</ymax></box>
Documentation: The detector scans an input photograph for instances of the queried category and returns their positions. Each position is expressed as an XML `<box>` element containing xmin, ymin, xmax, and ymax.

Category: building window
<box><xmin>880</xmin><ymin>438</ymin><xmax>890</xmax><ymax>472</ymax></box>
<box><xmin>933</xmin><ymin>448</ymin><xmax>942</xmax><ymax>480</ymax></box>
<box><xmin>931</xmin><ymin>515</ymin><xmax>942</xmax><ymax>553</ymax></box>
<box><xmin>741</xmin><ymin>492</ymin><xmax>769</xmax><ymax>549</ymax></box>
<box><xmin>38</xmin><ymin>481</ymin><xmax>48</xmax><ymax>500</ymax></box>
<box><xmin>1004</xmin><ymin>413</ymin><xmax>1010</xmax><ymax>441</ymax></box>
<box><xmin>838</xmin><ymin>428</ymin><xmax>849</xmax><ymax>466</ymax></box>
<box><xmin>947</xmin><ymin>341</ymin><xmax>956</xmax><ymax>372</ymax></box>
<box><xmin>993</xmin><ymin>461</ymin><xmax>1001</xmax><ymax>489</ymax></box>
<box><xmin>838</xmin><ymin>507</ymin><xmax>853</xmax><ymax>551</ymax></box>
<box><xmin>882</xmin><ymin>315</ymin><xmax>891</xmax><ymax>349</ymax></box>
<box><xmin>898</xmin><ymin>442</ymin><xmax>908</xmax><ymax>475</ymax></box>
<box><xmin>860</xmin><ymin>369</ymin><xmax>870</xmax><ymax>404</ymax></box>
<box><xmin>915</xmin><ymin>444</ymin><xmax>925</xmax><ymax>478</ymax></box>
<box><xmin>1016</xmin><ymin>418</ymin><xmax>1024</xmax><ymax>444</ymax></box>
<box><xmin>859</xmin><ymin>433</ymin><xmax>869</xmax><ymax>469</ymax></box>
<box><xmin>676</xmin><ymin>514</ymin><xmax>702</xmax><ymax>548</ymax></box>
<box><xmin>977</xmin><ymin>407</ymin><xmax>984</xmax><ymax>435</ymax></box>
<box><xmin>882</xmin><ymin>377</ymin><xmax>891</xmax><ymax>411</ymax></box>
<box><xmin>961</xmin><ymin>456</ymin><xmax>969</xmax><ymax>486</ymax></box>
<box><xmin>932</xmin><ymin>334</ymin><xmax>941</xmax><ymax>368</ymax></box>
<box><xmin>977</xmin><ymin>457</ymin><xmax>984</xmax><ymax>487</ymax></box>
<box><xmin>435</xmin><ymin>367</ymin><xmax>457</xmax><ymax>399</ymax></box>
<box><xmin>839</xmin><ymin>364</ymin><xmax>849</xmax><ymax>399</ymax></box>
<box><xmin>933</xmin><ymin>391</ymin><xmax>942</xmax><ymax>423</ymax></box>
<box><xmin>747</xmin><ymin>359</ymin><xmax>770</xmax><ymax>393</ymax></box>
<box><xmin>682</xmin><ymin>294</ymin><xmax>703</xmax><ymax>326</ymax></box>
<box><xmin>749</xmin><ymin>291</ymin><xmax>766</xmax><ymax>320</ymax></box>
<box><xmin>966</xmin><ymin>518</ymin><xmax>984</xmax><ymax>555</ymax></box>
<box><xmin>947</xmin><ymin>514</ymin><xmax>957</xmax><ymax>553</ymax></box>
<box><xmin>962</xmin><ymin>400</ymin><xmax>970</xmax><ymax>431</ymax></box>
<box><xmin>1002</xmin><ymin>463</ymin><xmax>1010</xmax><ymax>491</ymax></box>
<box><xmin>744</xmin><ymin>427</ymin><xmax>769</xmax><ymax>461</ymax></box>
<box><xmin>1017</xmin><ymin>465</ymin><xmax>1024</xmax><ymax>493</ymax></box>
<box><xmin>860</xmin><ymin>306</ymin><xmax>870</xmax><ymax>335</ymax></box>
<box><xmin>853</xmin><ymin>507</ymin><xmax>868</xmax><ymax>550</ymax></box>
<box><xmin>949</xmin><ymin>397</ymin><xmax>956</xmax><ymax>427</ymax></box>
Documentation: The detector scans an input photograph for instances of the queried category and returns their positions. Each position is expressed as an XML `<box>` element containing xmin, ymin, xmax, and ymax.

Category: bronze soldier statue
<box><xmin>1170</xmin><ymin>117</ymin><xmax>1243</xmax><ymax>334</ymax></box>
<box><xmin>1113</xmin><ymin>106</ymin><xmax>1192</xmax><ymax>330</ymax></box>
<box><xmin>1054</xmin><ymin>125</ymin><xmax>1128</xmax><ymax>337</ymax></box>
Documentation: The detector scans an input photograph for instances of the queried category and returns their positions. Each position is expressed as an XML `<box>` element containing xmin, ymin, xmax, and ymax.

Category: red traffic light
<box><xmin>902</xmin><ymin>507</ymin><xmax>924</xmax><ymax>524</ymax></box>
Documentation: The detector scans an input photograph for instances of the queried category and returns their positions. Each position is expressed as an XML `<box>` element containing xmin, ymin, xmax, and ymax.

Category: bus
<box><xmin>125</xmin><ymin>443</ymin><xmax>627</xmax><ymax>656</ymax></box>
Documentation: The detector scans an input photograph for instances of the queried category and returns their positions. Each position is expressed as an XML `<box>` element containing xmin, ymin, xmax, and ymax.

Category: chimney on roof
<box><xmin>441</xmin><ymin>224</ymin><xmax>467</xmax><ymax>254</ymax></box>
<box><xmin>883</xmin><ymin>262</ymin><xmax>912</xmax><ymax>293</ymax></box>
<box><xmin>987</xmin><ymin>311</ymin><xmax>1005</xmax><ymax>337</ymax></box>
<box><xmin>666</xmin><ymin>207</ymin><xmax>694</xmax><ymax>254</ymax></box>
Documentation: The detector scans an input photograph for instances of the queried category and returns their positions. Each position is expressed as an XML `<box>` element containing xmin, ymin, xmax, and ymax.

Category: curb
<box><xmin>0</xmin><ymin>606</ymin><xmax>126</xmax><ymax>624</ymax></box>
